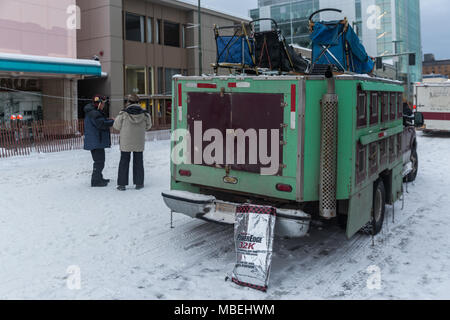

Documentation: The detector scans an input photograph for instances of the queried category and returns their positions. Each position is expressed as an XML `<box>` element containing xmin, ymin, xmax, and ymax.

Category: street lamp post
<box><xmin>198</xmin><ymin>0</ymin><xmax>202</xmax><ymax>76</ymax></box>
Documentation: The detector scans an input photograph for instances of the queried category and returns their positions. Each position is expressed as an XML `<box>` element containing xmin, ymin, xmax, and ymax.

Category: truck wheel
<box><xmin>405</xmin><ymin>149</ymin><xmax>418</xmax><ymax>182</ymax></box>
<box><xmin>362</xmin><ymin>180</ymin><xmax>386</xmax><ymax>235</ymax></box>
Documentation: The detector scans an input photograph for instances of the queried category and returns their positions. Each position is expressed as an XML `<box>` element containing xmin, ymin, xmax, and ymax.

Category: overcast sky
<box><xmin>420</xmin><ymin>0</ymin><xmax>450</xmax><ymax>59</ymax></box>
<box><xmin>186</xmin><ymin>0</ymin><xmax>450</xmax><ymax>60</ymax></box>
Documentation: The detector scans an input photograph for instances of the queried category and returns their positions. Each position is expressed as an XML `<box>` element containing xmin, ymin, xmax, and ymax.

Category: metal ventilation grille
<box><xmin>320</xmin><ymin>94</ymin><xmax>338</xmax><ymax>219</ymax></box>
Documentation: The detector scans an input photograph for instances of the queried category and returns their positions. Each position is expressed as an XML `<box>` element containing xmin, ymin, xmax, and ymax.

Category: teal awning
<box><xmin>0</xmin><ymin>53</ymin><xmax>102</xmax><ymax>76</ymax></box>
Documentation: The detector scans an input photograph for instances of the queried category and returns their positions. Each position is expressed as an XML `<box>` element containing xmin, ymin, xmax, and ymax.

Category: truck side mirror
<box><xmin>414</xmin><ymin>112</ymin><xmax>424</xmax><ymax>127</ymax></box>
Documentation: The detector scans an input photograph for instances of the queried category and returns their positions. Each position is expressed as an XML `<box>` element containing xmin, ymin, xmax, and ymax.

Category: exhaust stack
<box><xmin>319</xmin><ymin>72</ymin><xmax>338</xmax><ymax>219</ymax></box>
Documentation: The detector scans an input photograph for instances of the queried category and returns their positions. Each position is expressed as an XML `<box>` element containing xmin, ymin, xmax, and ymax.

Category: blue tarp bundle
<box><xmin>216</xmin><ymin>36</ymin><xmax>255</xmax><ymax>67</ymax></box>
<box><xmin>310</xmin><ymin>21</ymin><xmax>374</xmax><ymax>74</ymax></box>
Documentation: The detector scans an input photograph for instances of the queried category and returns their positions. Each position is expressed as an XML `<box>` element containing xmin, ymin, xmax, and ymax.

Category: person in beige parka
<box><xmin>113</xmin><ymin>94</ymin><xmax>152</xmax><ymax>191</ymax></box>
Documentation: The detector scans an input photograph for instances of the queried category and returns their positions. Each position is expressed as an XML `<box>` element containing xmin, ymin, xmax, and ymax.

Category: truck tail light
<box><xmin>228</xmin><ymin>82</ymin><xmax>251</xmax><ymax>88</ymax></box>
<box><xmin>197</xmin><ymin>83</ymin><xmax>217</xmax><ymax>89</ymax></box>
<box><xmin>291</xmin><ymin>84</ymin><xmax>296</xmax><ymax>129</ymax></box>
<box><xmin>178</xmin><ymin>83</ymin><xmax>182</xmax><ymax>122</ymax></box>
<box><xmin>276</xmin><ymin>183</ymin><xmax>292</xmax><ymax>192</ymax></box>
<box><xmin>179</xmin><ymin>170</ymin><xmax>192</xmax><ymax>177</ymax></box>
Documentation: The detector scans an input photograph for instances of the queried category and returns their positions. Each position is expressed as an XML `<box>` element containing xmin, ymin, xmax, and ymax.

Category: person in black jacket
<box><xmin>84</xmin><ymin>95</ymin><xmax>114</xmax><ymax>187</ymax></box>
<box><xmin>403</xmin><ymin>102</ymin><xmax>414</xmax><ymax>126</ymax></box>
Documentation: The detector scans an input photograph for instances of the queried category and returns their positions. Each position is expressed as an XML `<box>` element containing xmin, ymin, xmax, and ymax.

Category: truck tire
<box><xmin>405</xmin><ymin>148</ymin><xmax>418</xmax><ymax>182</ymax></box>
<box><xmin>362</xmin><ymin>180</ymin><xmax>386</xmax><ymax>235</ymax></box>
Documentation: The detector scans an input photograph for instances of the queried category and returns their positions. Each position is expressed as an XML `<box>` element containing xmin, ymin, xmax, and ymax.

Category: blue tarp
<box><xmin>216</xmin><ymin>36</ymin><xmax>255</xmax><ymax>66</ymax></box>
<box><xmin>310</xmin><ymin>21</ymin><xmax>374</xmax><ymax>74</ymax></box>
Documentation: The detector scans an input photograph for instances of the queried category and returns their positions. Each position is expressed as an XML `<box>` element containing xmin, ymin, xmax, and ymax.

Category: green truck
<box><xmin>162</xmin><ymin>74</ymin><xmax>420</xmax><ymax>239</ymax></box>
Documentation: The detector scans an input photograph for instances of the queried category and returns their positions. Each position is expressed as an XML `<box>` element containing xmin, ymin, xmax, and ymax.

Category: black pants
<box><xmin>90</xmin><ymin>149</ymin><xmax>105</xmax><ymax>183</ymax></box>
<box><xmin>118</xmin><ymin>152</ymin><xmax>144</xmax><ymax>186</ymax></box>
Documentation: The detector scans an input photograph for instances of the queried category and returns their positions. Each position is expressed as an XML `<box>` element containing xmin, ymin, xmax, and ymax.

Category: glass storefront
<box><xmin>0</xmin><ymin>79</ymin><xmax>43</xmax><ymax>123</ymax></box>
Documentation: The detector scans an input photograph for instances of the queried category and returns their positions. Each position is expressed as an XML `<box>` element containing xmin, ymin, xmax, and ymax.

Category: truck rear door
<box><xmin>173</xmin><ymin>77</ymin><xmax>302</xmax><ymax>201</ymax></box>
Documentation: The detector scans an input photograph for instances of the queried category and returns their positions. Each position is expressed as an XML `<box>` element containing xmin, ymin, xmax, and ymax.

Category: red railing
<box><xmin>0</xmin><ymin>120</ymin><xmax>120</xmax><ymax>159</ymax></box>
<box><xmin>0</xmin><ymin>120</ymin><xmax>169</xmax><ymax>159</ymax></box>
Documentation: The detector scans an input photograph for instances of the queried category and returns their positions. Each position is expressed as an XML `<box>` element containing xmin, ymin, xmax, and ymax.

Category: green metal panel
<box><xmin>335</xmin><ymin>79</ymin><xmax>357</xmax><ymax>200</ymax></box>
<box><xmin>359</xmin><ymin>125</ymin><xmax>404</xmax><ymax>145</ymax></box>
<box><xmin>302</xmin><ymin>80</ymin><xmax>327</xmax><ymax>202</ymax></box>
<box><xmin>170</xmin><ymin>77</ymin><xmax>303</xmax><ymax>201</ymax></box>
<box><xmin>170</xmin><ymin>76</ymin><xmax>404</xmax><ymax>210</ymax></box>
<box><xmin>175</xmin><ymin>164</ymin><xmax>298</xmax><ymax>200</ymax></box>
<box><xmin>361</xmin><ymin>81</ymin><xmax>404</xmax><ymax>92</ymax></box>
<box><xmin>339</xmin><ymin>79</ymin><xmax>403</xmax><ymax>197</ymax></box>
<box><xmin>346</xmin><ymin>182</ymin><xmax>373</xmax><ymax>238</ymax></box>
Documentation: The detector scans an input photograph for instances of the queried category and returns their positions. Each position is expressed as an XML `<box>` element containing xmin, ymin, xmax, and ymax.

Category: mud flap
<box><xmin>346</xmin><ymin>183</ymin><xmax>373</xmax><ymax>239</ymax></box>
<box><xmin>391</xmin><ymin>163</ymin><xmax>403</xmax><ymax>203</ymax></box>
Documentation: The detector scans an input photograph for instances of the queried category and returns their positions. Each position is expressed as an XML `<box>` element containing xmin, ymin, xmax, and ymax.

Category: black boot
<box><xmin>117</xmin><ymin>185</ymin><xmax>126</xmax><ymax>191</ymax></box>
<box><xmin>92</xmin><ymin>180</ymin><xmax>109</xmax><ymax>187</ymax></box>
<box><xmin>135</xmin><ymin>185</ymin><xmax>144</xmax><ymax>190</ymax></box>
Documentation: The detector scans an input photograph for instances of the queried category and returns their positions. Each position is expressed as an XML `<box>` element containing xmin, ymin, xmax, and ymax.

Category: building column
<box><xmin>42</xmin><ymin>78</ymin><xmax>78</xmax><ymax>121</ymax></box>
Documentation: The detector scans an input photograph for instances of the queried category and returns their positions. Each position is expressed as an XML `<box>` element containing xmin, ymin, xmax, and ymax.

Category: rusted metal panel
<box><xmin>187</xmin><ymin>92</ymin><xmax>231</xmax><ymax>167</ymax></box>
<box><xmin>369</xmin><ymin>142</ymin><xmax>378</xmax><ymax>177</ymax></box>
<box><xmin>379</xmin><ymin>139</ymin><xmax>388</xmax><ymax>166</ymax></box>
<box><xmin>389</xmin><ymin>93</ymin><xmax>397</xmax><ymax>121</ymax></box>
<box><xmin>369</xmin><ymin>92</ymin><xmax>379</xmax><ymax>126</ymax></box>
<box><xmin>230</xmin><ymin>93</ymin><xmax>284</xmax><ymax>175</ymax></box>
<box><xmin>355</xmin><ymin>142</ymin><xmax>367</xmax><ymax>185</ymax></box>
<box><xmin>186</xmin><ymin>91</ymin><xmax>284</xmax><ymax>175</ymax></box>
<box><xmin>357</xmin><ymin>90</ymin><xmax>367</xmax><ymax>128</ymax></box>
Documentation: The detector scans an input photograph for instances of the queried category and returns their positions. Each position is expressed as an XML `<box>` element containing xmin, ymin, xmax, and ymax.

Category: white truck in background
<box><xmin>415</xmin><ymin>82</ymin><xmax>450</xmax><ymax>132</ymax></box>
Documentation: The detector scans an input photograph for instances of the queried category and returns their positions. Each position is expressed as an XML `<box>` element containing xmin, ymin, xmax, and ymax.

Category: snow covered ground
<box><xmin>0</xmin><ymin>132</ymin><xmax>449</xmax><ymax>300</ymax></box>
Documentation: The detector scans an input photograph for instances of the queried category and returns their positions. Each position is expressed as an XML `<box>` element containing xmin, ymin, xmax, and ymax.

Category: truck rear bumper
<box><xmin>162</xmin><ymin>190</ymin><xmax>311</xmax><ymax>238</ymax></box>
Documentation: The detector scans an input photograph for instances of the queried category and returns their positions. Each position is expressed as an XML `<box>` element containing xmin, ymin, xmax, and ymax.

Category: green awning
<box><xmin>0</xmin><ymin>53</ymin><xmax>102</xmax><ymax>76</ymax></box>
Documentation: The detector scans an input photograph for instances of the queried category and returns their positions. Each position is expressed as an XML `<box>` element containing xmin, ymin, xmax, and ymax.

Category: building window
<box><xmin>165</xmin><ymin>68</ymin><xmax>181</xmax><ymax>94</ymax></box>
<box><xmin>148</xmin><ymin>67</ymin><xmax>154</xmax><ymax>95</ymax></box>
<box><xmin>354</xmin><ymin>21</ymin><xmax>363</xmax><ymax>38</ymax></box>
<box><xmin>157</xmin><ymin>67</ymin><xmax>164</xmax><ymax>94</ymax></box>
<box><xmin>0</xmin><ymin>89</ymin><xmax>43</xmax><ymax>123</ymax></box>
<box><xmin>156</xmin><ymin>19</ymin><xmax>162</xmax><ymax>45</ymax></box>
<box><xmin>182</xmin><ymin>25</ymin><xmax>186</xmax><ymax>48</ymax></box>
<box><xmin>125</xmin><ymin>13</ymin><xmax>145</xmax><ymax>42</ymax></box>
<box><xmin>147</xmin><ymin>17</ymin><xmax>153</xmax><ymax>43</ymax></box>
<box><xmin>126</xmin><ymin>66</ymin><xmax>146</xmax><ymax>95</ymax></box>
<box><xmin>164</xmin><ymin>21</ymin><xmax>180</xmax><ymax>47</ymax></box>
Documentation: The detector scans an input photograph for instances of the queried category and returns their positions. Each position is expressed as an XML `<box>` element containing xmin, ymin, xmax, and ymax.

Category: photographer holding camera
<box><xmin>84</xmin><ymin>94</ymin><xmax>115</xmax><ymax>187</ymax></box>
